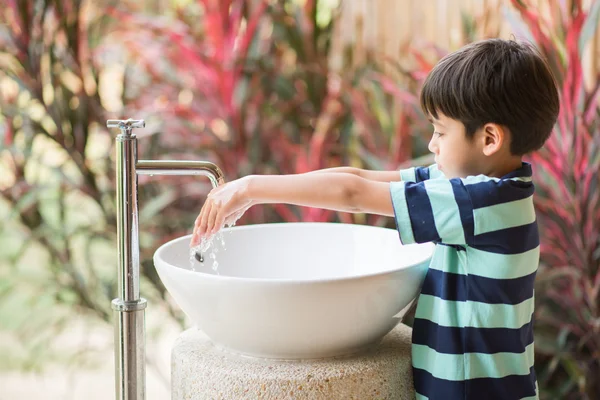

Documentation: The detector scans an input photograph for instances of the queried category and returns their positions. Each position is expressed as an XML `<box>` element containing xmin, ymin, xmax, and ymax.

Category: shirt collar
<box><xmin>501</xmin><ymin>162</ymin><xmax>532</xmax><ymax>179</ymax></box>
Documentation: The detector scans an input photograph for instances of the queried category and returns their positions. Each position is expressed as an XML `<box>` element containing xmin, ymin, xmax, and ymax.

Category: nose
<box><xmin>428</xmin><ymin>136</ymin><xmax>438</xmax><ymax>154</ymax></box>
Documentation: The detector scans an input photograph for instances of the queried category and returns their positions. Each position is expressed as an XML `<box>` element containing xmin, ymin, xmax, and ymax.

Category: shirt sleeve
<box><xmin>389</xmin><ymin>177</ymin><xmax>474</xmax><ymax>245</ymax></box>
<box><xmin>399</xmin><ymin>164</ymin><xmax>444</xmax><ymax>183</ymax></box>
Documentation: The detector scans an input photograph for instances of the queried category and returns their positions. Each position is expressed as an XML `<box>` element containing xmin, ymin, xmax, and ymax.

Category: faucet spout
<box><xmin>136</xmin><ymin>160</ymin><xmax>225</xmax><ymax>187</ymax></box>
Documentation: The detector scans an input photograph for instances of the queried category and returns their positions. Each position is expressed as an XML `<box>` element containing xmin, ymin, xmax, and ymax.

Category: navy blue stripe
<box><xmin>420</xmin><ymin>269</ymin><xmax>467</xmax><ymax>302</ymax></box>
<box><xmin>413</xmin><ymin>366</ymin><xmax>537</xmax><ymax>400</ymax></box>
<box><xmin>404</xmin><ymin>182</ymin><xmax>441</xmax><ymax>243</ymax></box>
<box><xmin>450</xmin><ymin>179</ymin><xmax>475</xmax><ymax>244</ymax></box>
<box><xmin>466</xmin><ymin>179</ymin><xmax>534</xmax><ymax>209</ymax></box>
<box><xmin>412</xmin><ymin>318</ymin><xmax>534</xmax><ymax>354</ymax></box>
<box><xmin>414</xmin><ymin>166</ymin><xmax>431</xmax><ymax>182</ymax></box>
<box><xmin>469</xmin><ymin>271</ymin><xmax>536</xmax><ymax>304</ymax></box>
<box><xmin>501</xmin><ymin>162</ymin><xmax>532</xmax><ymax>180</ymax></box>
<box><xmin>420</xmin><ymin>269</ymin><xmax>536</xmax><ymax>304</ymax></box>
<box><xmin>472</xmin><ymin>221</ymin><xmax>539</xmax><ymax>254</ymax></box>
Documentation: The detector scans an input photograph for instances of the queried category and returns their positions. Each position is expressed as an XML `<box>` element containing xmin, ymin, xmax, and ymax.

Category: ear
<box><xmin>480</xmin><ymin>123</ymin><xmax>506</xmax><ymax>156</ymax></box>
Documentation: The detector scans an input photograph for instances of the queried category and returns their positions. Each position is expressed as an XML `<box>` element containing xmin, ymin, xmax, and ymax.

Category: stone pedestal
<box><xmin>172</xmin><ymin>323</ymin><xmax>414</xmax><ymax>399</ymax></box>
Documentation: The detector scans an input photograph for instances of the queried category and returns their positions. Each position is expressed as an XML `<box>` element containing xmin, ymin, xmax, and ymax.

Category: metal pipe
<box><xmin>107</xmin><ymin>119</ymin><xmax>224</xmax><ymax>400</ymax></box>
<box><xmin>110</xmin><ymin>119</ymin><xmax>147</xmax><ymax>400</ymax></box>
<box><xmin>112</xmin><ymin>298</ymin><xmax>146</xmax><ymax>400</ymax></box>
<box><xmin>116</xmin><ymin>135</ymin><xmax>140</xmax><ymax>302</ymax></box>
<box><xmin>136</xmin><ymin>160</ymin><xmax>225</xmax><ymax>186</ymax></box>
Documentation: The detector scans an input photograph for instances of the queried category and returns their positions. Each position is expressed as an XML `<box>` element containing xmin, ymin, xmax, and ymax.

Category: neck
<box><xmin>486</xmin><ymin>156</ymin><xmax>523</xmax><ymax>178</ymax></box>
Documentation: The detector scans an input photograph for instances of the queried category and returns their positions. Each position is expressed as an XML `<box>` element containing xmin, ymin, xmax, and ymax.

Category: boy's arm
<box><xmin>308</xmin><ymin>167</ymin><xmax>403</xmax><ymax>182</ymax></box>
<box><xmin>243</xmin><ymin>172</ymin><xmax>473</xmax><ymax>247</ymax></box>
<box><xmin>308</xmin><ymin>162</ymin><xmax>443</xmax><ymax>183</ymax></box>
<box><xmin>247</xmin><ymin>173</ymin><xmax>394</xmax><ymax>216</ymax></box>
<box><xmin>191</xmin><ymin>172</ymin><xmax>394</xmax><ymax>243</ymax></box>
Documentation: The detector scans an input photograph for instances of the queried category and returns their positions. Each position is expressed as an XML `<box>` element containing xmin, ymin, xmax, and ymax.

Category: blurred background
<box><xmin>0</xmin><ymin>0</ymin><xmax>598</xmax><ymax>399</ymax></box>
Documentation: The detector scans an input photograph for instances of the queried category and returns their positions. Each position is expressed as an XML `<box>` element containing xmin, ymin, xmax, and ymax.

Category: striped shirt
<box><xmin>389</xmin><ymin>162</ymin><xmax>539</xmax><ymax>400</ymax></box>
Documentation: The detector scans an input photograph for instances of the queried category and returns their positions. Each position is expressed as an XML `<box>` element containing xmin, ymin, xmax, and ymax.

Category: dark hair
<box><xmin>420</xmin><ymin>39</ymin><xmax>559</xmax><ymax>155</ymax></box>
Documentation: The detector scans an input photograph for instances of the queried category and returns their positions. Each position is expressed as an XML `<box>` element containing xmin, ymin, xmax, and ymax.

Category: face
<box><xmin>427</xmin><ymin>113</ymin><xmax>484</xmax><ymax>179</ymax></box>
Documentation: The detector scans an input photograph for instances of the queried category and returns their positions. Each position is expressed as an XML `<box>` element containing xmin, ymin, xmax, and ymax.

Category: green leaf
<box><xmin>534</xmin><ymin>328</ymin><xmax>560</xmax><ymax>355</ymax></box>
<box><xmin>579</xmin><ymin>1</ymin><xmax>600</xmax><ymax>54</ymax></box>
<box><xmin>139</xmin><ymin>188</ymin><xmax>177</xmax><ymax>223</ymax></box>
<box><xmin>8</xmin><ymin>188</ymin><xmax>40</xmax><ymax>220</ymax></box>
<box><xmin>561</xmin><ymin>357</ymin><xmax>586</xmax><ymax>391</ymax></box>
<box><xmin>359</xmin><ymin>149</ymin><xmax>386</xmax><ymax>170</ymax></box>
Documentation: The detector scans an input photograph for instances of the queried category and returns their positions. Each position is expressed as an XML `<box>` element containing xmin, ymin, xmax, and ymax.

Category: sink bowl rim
<box><xmin>153</xmin><ymin>222</ymin><xmax>434</xmax><ymax>285</ymax></box>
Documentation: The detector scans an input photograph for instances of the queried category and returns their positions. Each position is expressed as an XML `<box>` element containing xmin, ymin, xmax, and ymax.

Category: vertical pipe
<box><xmin>113</xmin><ymin>128</ymin><xmax>146</xmax><ymax>400</ymax></box>
<box><xmin>116</xmin><ymin>133</ymin><xmax>140</xmax><ymax>302</ymax></box>
<box><xmin>109</xmin><ymin>119</ymin><xmax>222</xmax><ymax>400</ymax></box>
<box><xmin>113</xmin><ymin>299</ymin><xmax>147</xmax><ymax>400</ymax></box>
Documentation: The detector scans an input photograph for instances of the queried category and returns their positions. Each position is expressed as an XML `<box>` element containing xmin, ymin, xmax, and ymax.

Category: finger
<box><xmin>193</xmin><ymin>200</ymin><xmax>210</xmax><ymax>242</ymax></box>
<box><xmin>191</xmin><ymin>212</ymin><xmax>203</xmax><ymax>246</ymax></box>
<box><xmin>213</xmin><ymin>209</ymin><xmax>226</xmax><ymax>235</ymax></box>
<box><xmin>206</xmin><ymin>199</ymin><xmax>220</xmax><ymax>236</ymax></box>
<box><xmin>199</xmin><ymin>199</ymin><xmax>213</xmax><ymax>238</ymax></box>
<box><xmin>190</xmin><ymin>221</ymin><xmax>199</xmax><ymax>247</ymax></box>
<box><xmin>194</xmin><ymin>211</ymin><xmax>203</xmax><ymax>231</ymax></box>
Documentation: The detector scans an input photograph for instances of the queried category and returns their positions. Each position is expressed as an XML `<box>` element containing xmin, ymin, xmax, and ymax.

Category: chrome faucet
<box><xmin>107</xmin><ymin>119</ymin><xmax>224</xmax><ymax>400</ymax></box>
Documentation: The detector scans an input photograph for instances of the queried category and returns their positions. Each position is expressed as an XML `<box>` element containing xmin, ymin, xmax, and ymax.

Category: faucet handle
<box><xmin>107</xmin><ymin>119</ymin><xmax>146</xmax><ymax>135</ymax></box>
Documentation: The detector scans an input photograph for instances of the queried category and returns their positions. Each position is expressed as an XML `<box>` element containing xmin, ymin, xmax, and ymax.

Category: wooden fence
<box><xmin>329</xmin><ymin>0</ymin><xmax>599</xmax><ymax>89</ymax></box>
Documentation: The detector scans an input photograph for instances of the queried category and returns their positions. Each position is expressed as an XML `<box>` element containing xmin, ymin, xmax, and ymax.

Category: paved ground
<box><xmin>0</xmin><ymin>320</ymin><xmax>180</xmax><ymax>400</ymax></box>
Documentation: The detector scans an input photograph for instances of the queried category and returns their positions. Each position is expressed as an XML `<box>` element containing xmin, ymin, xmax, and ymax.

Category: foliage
<box><xmin>506</xmin><ymin>0</ymin><xmax>600</xmax><ymax>398</ymax></box>
<box><xmin>0</xmin><ymin>0</ymin><xmax>183</xmax><ymax>370</ymax></box>
<box><xmin>0</xmin><ymin>0</ymin><xmax>430</xmax><ymax>370</ymax></box>
<box><xmin>114</xmin><ymin>0</ymin><xmax>431</xmax><ymax>228</ymax></box>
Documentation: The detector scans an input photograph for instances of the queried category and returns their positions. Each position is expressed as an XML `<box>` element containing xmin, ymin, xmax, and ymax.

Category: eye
<box><xmin>433</xmin><ymin>131</ymin><xmax>444</xmax><ymax>137</ymax></box>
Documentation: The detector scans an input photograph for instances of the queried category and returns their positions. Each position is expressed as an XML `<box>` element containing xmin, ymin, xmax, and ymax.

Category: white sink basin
<box><xmin>153</xmin><ymin>222</ymin><xmax>434</xmax><ymax>359</ymax></box>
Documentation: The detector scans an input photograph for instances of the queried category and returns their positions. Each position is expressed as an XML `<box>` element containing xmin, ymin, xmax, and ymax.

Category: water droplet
<box><xmin>187</xmin><ymin>215</ymin><xmax>244</xmax><ymax>274</ymax></box>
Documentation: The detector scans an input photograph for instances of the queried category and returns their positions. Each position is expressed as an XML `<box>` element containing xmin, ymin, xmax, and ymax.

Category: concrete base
<box><xmin>172</xmin><ymin>323</ymin><xmax>414</xmax><ymax>399</ymax></box>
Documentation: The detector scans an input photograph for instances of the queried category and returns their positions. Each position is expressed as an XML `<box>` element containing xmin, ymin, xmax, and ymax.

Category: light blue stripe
<box><xmin>415</xmin><ymin>393</ymin><xmax>429</xmax><ymax>400</ymax></box>
<box><xmin>400</xmin><ymin>167</ymin><xmax>417</xmax><ymax>183</ymax></box>
<box><xmin>415</xmin><ymin>294</ymin><xmax>534</xmax><ymax>329</ymax></box>
<box><xmin>428</xmin><ymin>244</ymin><xmax>469</xmax><ymax>275</ymax></box>
<box><xmin>428</xmin><ymin>163</ymin><xmax>445</xmax><ymax>179</ymax></box>
<box><xmin>412</xmin><ymin>343</ymin><xmax>535</xmax><ymax>381</ymax></box>
<box><xmin>473</xmin><ymin>197</ymin><xmax>536</xmax><ymax>235</ymax></box>
<box><xmin>425</xmin><ymin>179</ymin><xmax>466</xmax><ymax>244</ymax></box>
<box><xmin>461</xmin><ymin>175</ymin><xmax>533</xmax><ymax>186</ymax></box>
<box><xmin>390</xmin><ymin>181</ymin><xmax>416</xmax><ymax>244</ymax></box>
<box><xmin>427</xmin><ymin>246</ymin><xmax>540</xmax><ymax>279</ymax></box>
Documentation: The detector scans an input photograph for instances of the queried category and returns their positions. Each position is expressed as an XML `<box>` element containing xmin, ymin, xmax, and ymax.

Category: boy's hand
<box><xmin>190</xmin><ymin>177</ymin><xmax>253</xmax><ymax>247</ymax></box>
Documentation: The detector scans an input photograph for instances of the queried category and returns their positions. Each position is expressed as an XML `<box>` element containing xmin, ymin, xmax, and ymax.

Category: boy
<box><xmin>191</xmin><ymin>38</ymin><xmax>559</xmax><ymax>400</ymax></box>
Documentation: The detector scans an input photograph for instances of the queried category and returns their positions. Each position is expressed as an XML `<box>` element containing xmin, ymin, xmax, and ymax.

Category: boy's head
<box><xmin>420</xmin><ymin>38</ymin><xmax>559</xmax><ymax>178</ymax></box>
